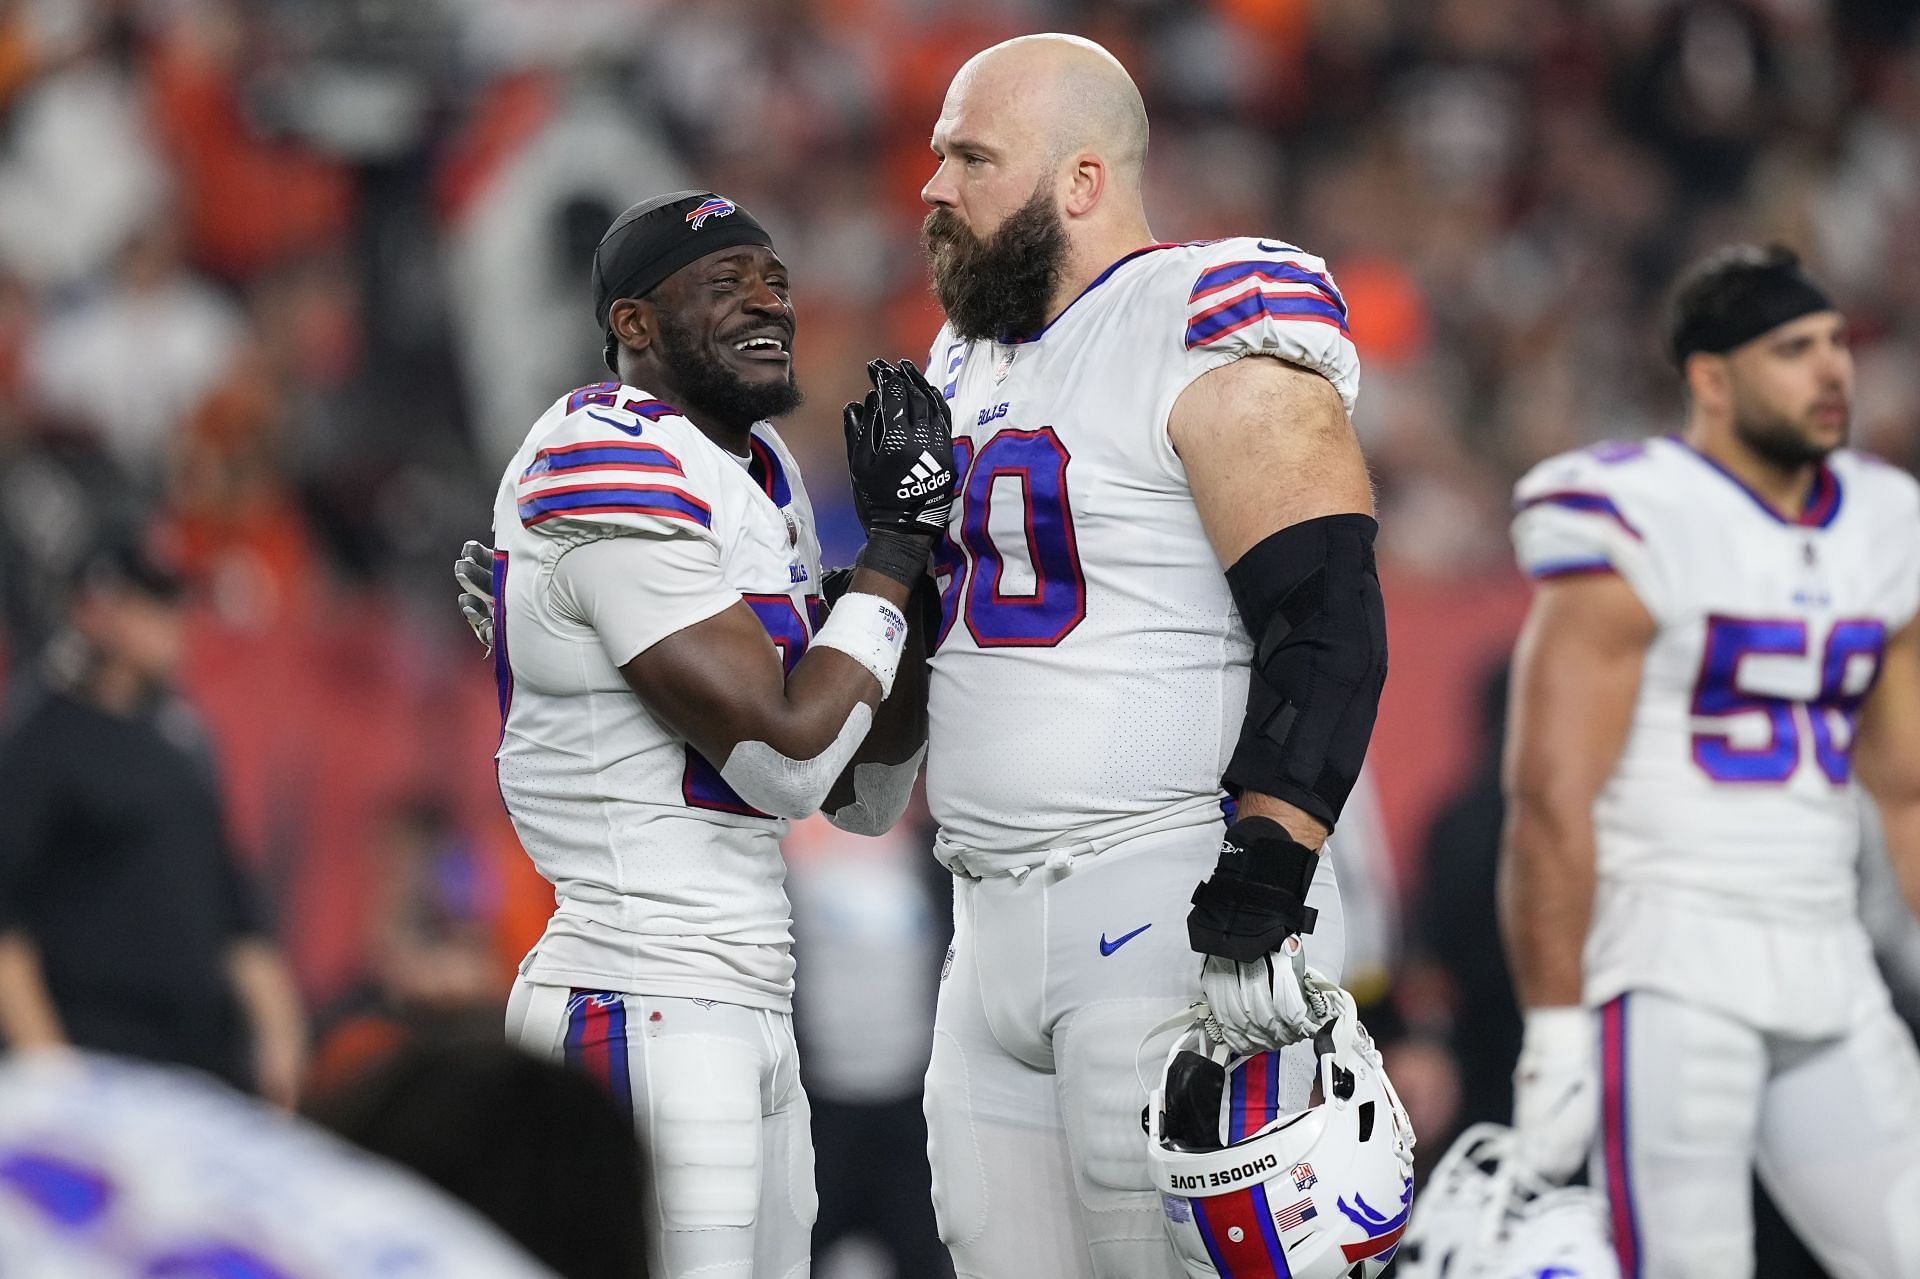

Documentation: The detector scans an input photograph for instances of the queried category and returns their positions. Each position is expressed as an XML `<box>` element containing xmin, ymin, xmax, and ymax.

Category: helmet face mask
<box><xmin>1397</xmin><ymin>1123</ymin><xmax>1620</xmax><ymax>1279</ymax></box>
<box><xmin>1146</xmin><ymin>990</ymin><xmax>1417</xmax><ymax>1279</ymax></box>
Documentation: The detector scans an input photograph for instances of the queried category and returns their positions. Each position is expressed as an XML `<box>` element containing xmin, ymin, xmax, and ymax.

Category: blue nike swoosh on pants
<box><xmin>1098</xmin><ymin>924</ymin><xmax>1152</xmax><ymax>956</ymax></box>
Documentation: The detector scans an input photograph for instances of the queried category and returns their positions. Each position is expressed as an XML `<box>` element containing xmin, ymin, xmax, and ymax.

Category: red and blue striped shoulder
<box><xmin>516</xmin><ymin>481</ymin><xmax>713</xmax><ymax>532</ymax></box>
<box><xmin>1510</xmin><ymin>441</ymin><xmax>1663</xmax><ymax>588</ymax></box>
<box><xmin>1184</xmin><ymin>241</ymin><xmax>1349</xmax><ymax>348</ymax></box>
<box><xmin>514</xmin><ymin>384</ymin><xmax>717</xmax><ymax>538</ymax></box>
<box><xmin>1170</xmin><ymin>237</ymin><xmax>1361</xmax><ymax>413</ymax></box>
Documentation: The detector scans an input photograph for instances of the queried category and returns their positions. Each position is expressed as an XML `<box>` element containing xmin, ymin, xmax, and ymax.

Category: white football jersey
<box><xmin>1512</xmin><ymin>437</ymin><xmax>1920</xmax><ymax>1030</ymax></box>
<box><xmin>925</xmin><ymin>238</ymin><xmax>1360</xmax><ymax>866</ymax></box>
<box><xmin>491</xmin><ymin>382</ymin><xmax>822</xmax><ymax>1010</ymax></box>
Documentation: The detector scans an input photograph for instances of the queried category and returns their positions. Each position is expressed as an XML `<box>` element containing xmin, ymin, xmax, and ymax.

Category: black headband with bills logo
<box><xmin>590</xmin><ymin>191</ymin><xmax>775</xmax><ymax>331</ymax></box>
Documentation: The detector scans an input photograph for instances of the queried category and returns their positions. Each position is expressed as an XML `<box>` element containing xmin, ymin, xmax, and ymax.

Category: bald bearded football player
<box><xmin>899</xmin><ymin>35</ymin><xmax>1391</xmax><ymax>1279</ymax></box>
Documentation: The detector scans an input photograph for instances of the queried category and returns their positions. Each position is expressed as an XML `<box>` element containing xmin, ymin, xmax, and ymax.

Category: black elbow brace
<box><xmin>1222</xmin><ymin>513</ymin><xmax>1387</xmax><ymax>829</ymax></box>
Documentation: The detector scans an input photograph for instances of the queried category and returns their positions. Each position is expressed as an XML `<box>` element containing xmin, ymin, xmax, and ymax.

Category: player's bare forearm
<box><xmin>824</xmin><ymin>605</ymin><xmax>928</xmax><ymax>814</ymax></box>
<box><xmin>624</xmin><ymin>569</ymin><xmax>930</xmax><ymax>775</ymax></box>
<box><xmin>847</xmin><ymin>641</ymin><xmax>927</xmax><ymax>765</ymax></box>
<box><xmin>1499</xmin><ymin>802</ymin><xmax>1597</xmax><ymax>1008</ymax></box>
<box><xmin>1876</xmin><ymin>801</ymin><xmax>1920</xmax><ymax>924</ymax></box>
<box><xmin>1855</xmin><ymin>616</ymin><xmax>1920</xmax><ymax>921</ymax></box>
<box><xmin>629</xmin><ymin>608</ymin><xmax>884</xmax><ymax>767</ymax></box>
<box><xmin>1499</xmin><ymin>573</ymin><xmax>1652</xmax><ymax>1009</ymax></box>
<box><xmin>0</xmin><ymin>930</ymin><xmax>66</xmax><ymax>1049</ymax></box>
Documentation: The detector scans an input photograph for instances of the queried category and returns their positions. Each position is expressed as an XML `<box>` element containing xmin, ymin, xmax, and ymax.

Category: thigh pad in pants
<box><xmin>1059</xmin><ymin>998</ymin><xmax>1185</xmax><ymax>1202</ymax></box>
<box><xmin>647</xmin><ymin>1029</ymin><xmax>765</xmax><ymax>1230</ymax></box>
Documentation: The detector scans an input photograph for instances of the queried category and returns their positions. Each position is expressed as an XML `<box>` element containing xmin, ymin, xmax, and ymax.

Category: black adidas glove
<box><xmin>843</xmin><ymin>359</ymin><xmax>955</xmax><ymax>538</ymax></box>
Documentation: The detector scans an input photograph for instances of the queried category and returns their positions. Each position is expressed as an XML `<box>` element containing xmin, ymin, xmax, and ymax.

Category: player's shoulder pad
<box><xmin>1155</xmin><ymin>236</ymin><xmax>1360</xmax><ymax>414</ymax></box>
<box><xmin>1512</xmin><ymin>438</ymin><xmax>1663</xmax><ymax>508</ymax></box>
<box><xmin>514</xmin><ymin>382</ymin><xmax>719</xmax><ymax>542</ymax></box>
<box><xmin>1511</xmin><ymin>440</ymin><xmax>1666</xmax><ymax>584</ymax></box>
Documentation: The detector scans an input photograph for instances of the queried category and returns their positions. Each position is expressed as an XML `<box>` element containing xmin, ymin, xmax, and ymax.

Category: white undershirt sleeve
<box><xmin>551</xmin><ymin>535</ymin><xmax>741</xmax><ymax>668</ymax></box>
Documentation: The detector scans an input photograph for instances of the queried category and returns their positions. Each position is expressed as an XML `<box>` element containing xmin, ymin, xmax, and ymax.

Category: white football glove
<box><xmin>1511</xmin><ymin>1005</ymin><xmax>1600</xmax><ymax>1184</ymax></box>
<box><xmin>1199</xmin><ymin>934</ymin><xmax>1336</xmax><ymax>1055</ymax></box>
<box><xmin>455</xmin><ymin>540</ymin><xmax>494</xmax><ymax>653</ymax></box>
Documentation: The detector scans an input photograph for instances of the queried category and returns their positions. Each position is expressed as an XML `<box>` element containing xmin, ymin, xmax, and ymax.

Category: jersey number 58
<box><xmin>1691</xmin><ymin>614</ymin><xmax>1885</xmax><ymax>784</ymax></box>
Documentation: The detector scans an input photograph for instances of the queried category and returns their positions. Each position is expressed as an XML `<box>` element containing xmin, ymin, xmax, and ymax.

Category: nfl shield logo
<box><xmin>1290</xmin><ymin>1161</ymin><xmax>1318</xmax><ymax>1192</ymax></box>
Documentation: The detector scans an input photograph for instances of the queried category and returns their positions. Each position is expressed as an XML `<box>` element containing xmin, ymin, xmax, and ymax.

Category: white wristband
<box><xmin>1520</xmin><ymin>1006</ymin><xmax>1594</xmax><ymax>1059</ymax></box>
<box><xmin>811</xmin><ymin>591</ymin><xmax>910</xmax><ymax>698</ymax></box>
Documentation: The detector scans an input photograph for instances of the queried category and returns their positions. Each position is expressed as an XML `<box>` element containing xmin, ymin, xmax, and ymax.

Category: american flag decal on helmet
<box><xmin>1274</xmin><ymin>1197</ymin><xmax>1318</xmax><ymax>1231</ymax></box>
<box><xmin>685</xmin><ymin>197</ymin><xmax>738</xmax><ymax>229</ymax></box>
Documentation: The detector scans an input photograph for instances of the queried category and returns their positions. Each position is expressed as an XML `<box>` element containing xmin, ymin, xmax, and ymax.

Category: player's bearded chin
<box><xmin>924</xmin><ymin>184</ymin><xmax>1068</xmax><ymax>342</ymax></box>
<box><xmin>654</xmin><ymin>308</ymin><xmax>803</xmax><ymax>426</ymax></box>
<box><xmin>1733</xmin><ymin>396</ymin><xmax>1846</xmax><ymax>470</ymax></box>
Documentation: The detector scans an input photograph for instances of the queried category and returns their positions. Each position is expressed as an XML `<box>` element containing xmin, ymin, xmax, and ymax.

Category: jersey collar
<box><xmin>1667</xmin><ymin>435</ymin><xmax>1843</xmax><ymax>529</ymax></box>
<box><xmin>996</xmin><ymin>242</ymin><xmax>1188</xmax><ymax>346</ymax></box>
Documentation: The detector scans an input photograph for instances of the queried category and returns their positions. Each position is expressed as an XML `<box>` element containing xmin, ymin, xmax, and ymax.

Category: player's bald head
<box><xmin>923</xmin><ymin>35</ymin><xmax>1154</xmax><ymax>340</ymax></box>
<box><xmin>943</xmin><ymin>34</ymin><xmax>1148</xmax><ymax>188</ymax></box>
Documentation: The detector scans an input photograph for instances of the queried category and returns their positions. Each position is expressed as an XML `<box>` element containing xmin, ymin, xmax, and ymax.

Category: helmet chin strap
<box><xmin>1137</xmin><ymin>1002</ymin><xmax>1216</xmax><ymax>1100</ymax></box>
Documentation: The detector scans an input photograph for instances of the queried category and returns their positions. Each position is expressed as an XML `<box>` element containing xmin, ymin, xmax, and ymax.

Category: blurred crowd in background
<box><xmin>2</xmin><ymin>0</ymin><xmax>1920</xmax><ymax>1273</ymax></box>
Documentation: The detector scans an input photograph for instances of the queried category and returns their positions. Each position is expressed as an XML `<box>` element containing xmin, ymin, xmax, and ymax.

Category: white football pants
<box><xmin>507</xmin><ymin>978</ymin><xmax>816</xmax><ymax>1279</ymax></box>
<box><xmin>1594</xmin><ymin>984</ymin><xmax>1920</xmax><ymax>1278</ymax></box>
<box><xmin>924</xmin><ymin>822</ymin><xmax>1344</xmax><ymax>1279</ymax></box>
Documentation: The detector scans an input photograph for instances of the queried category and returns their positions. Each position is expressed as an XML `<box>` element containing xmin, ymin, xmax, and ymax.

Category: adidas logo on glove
<box><xmin>896</xmin><ymin>451</ymin><xmax>951</xmax><ymax>500</ymax></box>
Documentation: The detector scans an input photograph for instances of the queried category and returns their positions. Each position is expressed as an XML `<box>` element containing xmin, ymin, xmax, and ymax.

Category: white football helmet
<box><xmin>1147</xmin><ymin>988</ymin><xmax>1416</xmax><ymax>1279</ymax></box>
<box><xmin>1397</xmin><ymin>1123</ymin><xmax>1620</xmax><ymax>1279</ymax></box>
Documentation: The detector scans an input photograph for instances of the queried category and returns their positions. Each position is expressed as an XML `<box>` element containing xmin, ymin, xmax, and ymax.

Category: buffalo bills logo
<box><xmin>1337</xmin><ymin>1177</ymin><xmax>1414</xmax><ymax>1264</ymax></box>
<box><xmin>685</xmin><ymin>197</ymin><xmax>737</xmax><ymax>230</ymax></box>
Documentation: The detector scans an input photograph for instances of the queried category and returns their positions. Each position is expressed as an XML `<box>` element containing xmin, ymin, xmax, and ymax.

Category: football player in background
<box><xmin>479</xmin><ymin>190</ymin><xmax>949</xmax><ymax>1279</ymax></box>
<box><xmin>1503</xmin><ymin>245</ymin><xmax>1920</xmax><ymax>1277</ymax></box>
<box><xmin>906</xmin><ymin>35</ymin><xmax>1391</xmax><ymax>1278</ymax></box>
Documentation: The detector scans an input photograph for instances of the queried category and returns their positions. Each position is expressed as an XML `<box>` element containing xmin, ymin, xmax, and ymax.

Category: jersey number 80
<box><xmin>933</xmin><ymin>427</ymin><xmax>1088</xmax><ymax>650</ymax></box>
